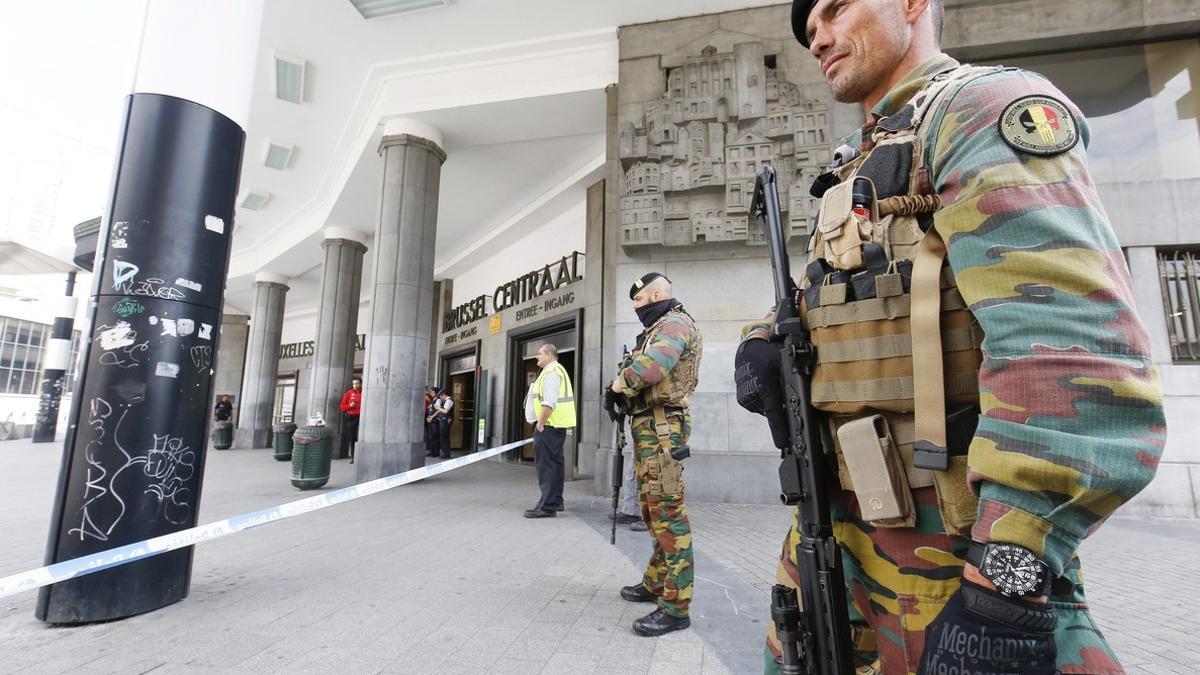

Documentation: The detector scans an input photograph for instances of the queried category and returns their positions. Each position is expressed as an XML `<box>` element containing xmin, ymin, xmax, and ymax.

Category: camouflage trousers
<box><xmin>765</xmin><ymin>486</ymin><xmax>1123</xmax><ymax>674</ymax></box>
<box><xmin>631</xmin><ymin>410</ymin><xmax>693</xmax><ymax>618</ymax></box>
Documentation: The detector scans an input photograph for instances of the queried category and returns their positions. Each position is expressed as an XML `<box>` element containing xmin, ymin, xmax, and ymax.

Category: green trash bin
<box><xmin>291</xmin><ymin>424</ymin><xmax>332</xmax><ymax>490</ymax></box>
<box><xmin>211</xmin><ymin>420</ymin><xmax>233</xmax><ymax>450</ymax></box>
<box><xmin>273</xmin><ymin>422</ymin><xmax>297</xmax><ymax>461</ymax></box>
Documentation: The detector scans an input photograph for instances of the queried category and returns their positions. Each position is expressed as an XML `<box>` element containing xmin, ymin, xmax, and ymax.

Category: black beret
<box><xmin>792</xmin><ymin>0</ymin><xmax>816</xmax><ymax>48</ymax></box>
<box><xmin>629</xmin><ymin>272</ymin><xmax>669</xmax><ymax>300</ymax></box>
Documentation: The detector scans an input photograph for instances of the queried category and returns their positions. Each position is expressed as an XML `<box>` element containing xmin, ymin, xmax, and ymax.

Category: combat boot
<box><xmin>632</xmin><ymin>608</ymin><xmax>690</xmax><ymax>636</ymax></box>
<box><xmin>620</xmin><ymin>584</ymin><xmax>657</xmax><ymax>603</ymax></box>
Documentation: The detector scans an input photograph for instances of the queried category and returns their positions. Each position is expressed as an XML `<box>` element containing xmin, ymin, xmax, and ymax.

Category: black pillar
<box><xmin>37</xmin><ymin>93</ymin><xmax>244</xmax><ymax>623</ymax></box>
<box><xmin>33</xmin><ymin>272</ymin><xmax>78</xmax><ymax>443</ymax></box>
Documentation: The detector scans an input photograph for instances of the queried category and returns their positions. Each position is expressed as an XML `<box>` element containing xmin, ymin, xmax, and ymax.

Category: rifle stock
<box><xmin>752</xmin><ymin>166</ymin><xmax>854</xmax><ymax>675</ymax></box>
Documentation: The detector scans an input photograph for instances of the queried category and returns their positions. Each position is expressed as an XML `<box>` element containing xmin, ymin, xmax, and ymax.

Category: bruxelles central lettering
<box><xmin>441</xmin><ymin>251</ymin><xmax>585</xmax><ymax>333</ymax></box>
<box><xmin>278</xmin><ymin>333</ymin><xmax>366</xmax><ymax>359</ymax></box>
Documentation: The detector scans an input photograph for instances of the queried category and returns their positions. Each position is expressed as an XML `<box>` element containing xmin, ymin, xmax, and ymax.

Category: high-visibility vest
<box><xmin>533</xmin><ymin>361</ymin><xmax>576</xmax><ymax>428</ymax></box>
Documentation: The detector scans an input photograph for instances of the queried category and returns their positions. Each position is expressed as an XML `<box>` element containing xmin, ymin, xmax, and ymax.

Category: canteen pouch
<box><xmin>836</xmin><ymin>415</ymin><xmax>915</xmax><ymax>527</ymax></box>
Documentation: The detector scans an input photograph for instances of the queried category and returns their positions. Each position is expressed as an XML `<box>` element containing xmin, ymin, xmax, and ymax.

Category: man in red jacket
<box><xmin>339</xmin><ymin>377</ymin><xmax>362</xmax><ymax>463</ymax></box>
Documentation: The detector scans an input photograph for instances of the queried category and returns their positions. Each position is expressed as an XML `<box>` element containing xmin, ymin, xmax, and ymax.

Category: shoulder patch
<box><xmin>997</xmin><ymin>95</ymin><xmax>1079</xmax><ymax>156</ymax></box>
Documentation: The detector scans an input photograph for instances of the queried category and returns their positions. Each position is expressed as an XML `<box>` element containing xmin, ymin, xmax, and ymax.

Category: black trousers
<box><xmin>533</xmin><ymin>426</ymin><xmax>566</xmax><ymax>511</ymax></box>
<box><xmin>344</xmin><ymin>414</ymin><xmax>359</xmax><ymax>458</ymax></box>
<box><xmin>438</xmin><ymin>419</ymin><xmax>451</xmax><ymax>458</ymax></box>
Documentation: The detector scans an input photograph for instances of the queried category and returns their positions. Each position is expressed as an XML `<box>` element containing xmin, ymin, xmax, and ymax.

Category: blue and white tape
<box><xmin>0</xmin><ymin>439</ymin><xmax>531</xmax><ymax>599</ymax></box>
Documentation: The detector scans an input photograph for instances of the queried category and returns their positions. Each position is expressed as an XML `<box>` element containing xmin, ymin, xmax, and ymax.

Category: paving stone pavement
<box><xmin>0</xmin><ymin>436</ymin><xmax>1197</xmax><ymax>674</ymax></box>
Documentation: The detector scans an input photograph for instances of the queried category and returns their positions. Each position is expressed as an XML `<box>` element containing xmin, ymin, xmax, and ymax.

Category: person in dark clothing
<box><xmin>429</xmin><ymin>388</ymin><xmax>454</xmax><ymax>459</ymax></box>
<box><xmin>213</xmin><ymin>395</ymin><xmax>233</xmax><ymax>422</ymax></box>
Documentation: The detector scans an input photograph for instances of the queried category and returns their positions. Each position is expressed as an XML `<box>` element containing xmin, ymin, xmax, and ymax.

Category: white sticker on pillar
<box><xmin>112</xmin><ymin>222</ymin><xmax>129</xmax><ymax>249</ymax></box>
<box><xmin>175</xmin><ymin>278</ymin><xmax>202</xmax><ymax>292</ymax></box>
<box><xmin>198</xmin><ymin>323</ymin><xmax>213</xmax><ymax>340</ymax></box>
<box><xmin>177</xmin><ymin>319</ymin><xmax>195</xmax><ymax>336</ymax></box>
<box><xmin>204</xmin><ymin>215</ymin><xmax>225</xmax><ymax>234</ymax></box>
<box><xmin>99</xmin><ymin>322</ymin><xmax>136</xmax><ymax>350</ymax></box>
<box><xmin>160</xmin><ymin>319</ymin><xmax>178</xmax><ymax>337</ymax></box>
<box><xmin>149</xmin><ymin>316</ymin><xmax>158</xmax><ymax>325</ymax></box>
<box><xmin>155</xmin><ymin>362</ymin><xmax>180</xmax><ymax>379</ymax></box>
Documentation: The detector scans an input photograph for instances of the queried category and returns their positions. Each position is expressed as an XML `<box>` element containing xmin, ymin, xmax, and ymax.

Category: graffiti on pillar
<box><xmin>619</xmin><ymin>42</ymin><xmax>831</xmax><ymax>247</ymax></box>
<box><xmin>69</xmin><ymin>398</ymin><xmax>201</xmax><ymax>539</ymax></box>
<box><xmin>189</xmin><ymin>345</ymin><xmax>213</xmax><ymax>372</ymax></box>
<box><xmin>112</xmin><ymin>297</ymin><xmax>146</xmax><ymax>318</ymax></box>
<box><xmin>142</xmin><ymin>434</ymin><xmax>196</xmax><ymax>525</ymax></box>
<box><xmin>96</xmin><ymin>322</ymin><xmax>150</xmax><ymax>370</ymax></box>
<box><xmin>373</xmin><ymin>364</ymin><xmax>390</xmax><ymax>386</ymax></box>
<box><xmin>34</xmin><ymin>373</ymin><xmax>65</xmax><ymax>429</ymax></box>
<box><xmin>69</xmin><ymin>398</ymin><xmax>139</xmax><ymax>542</ymax></box>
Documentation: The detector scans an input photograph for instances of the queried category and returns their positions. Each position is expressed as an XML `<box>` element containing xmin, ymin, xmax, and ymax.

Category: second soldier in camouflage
<box><xmin>611</xmin><ymin>272</ymin><xmax>703</xmax><ymax>637</ymax></box>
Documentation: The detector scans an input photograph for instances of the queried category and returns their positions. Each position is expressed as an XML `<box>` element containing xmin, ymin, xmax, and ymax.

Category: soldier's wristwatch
<box><xmin>966</xmin><ymin>541</ymin><xmax>1052</xmax><ymax>598</ymax></box>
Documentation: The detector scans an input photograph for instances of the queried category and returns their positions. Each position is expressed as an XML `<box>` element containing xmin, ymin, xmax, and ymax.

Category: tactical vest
<box><xmin>629</xmin><ymin>306</ymin><xmax>703</xmax><ymax>414</ymax></box>
<box><xmin>802</xmin><ymin>65</ymin><xmax>1003</xmax><ymax>534</ymax></box>
<box><xmin>533</xmin><ymin>361</ymin><xmax>576</xmax><ymax>428</ymax></box>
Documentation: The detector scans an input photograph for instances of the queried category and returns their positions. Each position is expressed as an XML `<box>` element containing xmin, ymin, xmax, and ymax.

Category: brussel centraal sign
<box><xmin>442</xmin><ymin>251</ymin><xmax>584</xmax><ymax>333</ymax></box>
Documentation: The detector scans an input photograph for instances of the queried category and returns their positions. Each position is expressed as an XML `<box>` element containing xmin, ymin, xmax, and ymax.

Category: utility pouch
<box><xmin>836</xmin><ymin>415</ymin><xmax>915</xmax><ymax>527</ymax></box>
<box><xmin>817</xmin><ymin>179</ymin><xmax>874</xmax><ymax>271</ymax></box>
<box><xmin>652</xmin><ymin>407</ymin><xmax>685</xmax><ymax>494</ymax></box>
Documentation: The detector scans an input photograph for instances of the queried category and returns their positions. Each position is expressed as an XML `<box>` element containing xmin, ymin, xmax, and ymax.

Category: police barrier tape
<box><xmin>0</xmin><ymin>438</ymin><xmax>532</xmax><ymax>599</ymax></box>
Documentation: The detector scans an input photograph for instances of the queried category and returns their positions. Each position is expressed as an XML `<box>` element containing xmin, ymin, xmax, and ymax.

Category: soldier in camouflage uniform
<box><xmin>737</xmin><ymin>1</ymin><xmax>1167</xmax><ymax>673</ymax></box>
<box><xmin>611</xmin><ymin>272</ymin><xmax>704</xmax><ymax>637</ymax></box>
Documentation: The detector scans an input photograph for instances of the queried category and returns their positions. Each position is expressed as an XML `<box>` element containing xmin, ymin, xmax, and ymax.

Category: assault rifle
<box><xmin>751</xmin><ymin>165</ymin><xmax>854</xmax><ymax>675</ymax></box>
<box><xmin>605</xmin><ymin>347</ymin><xmax>632</xmax><ymax>545</ymax></box>
<box><xmin>609</xmin><ymin>410</ymin><xmax>626</xmax><ymax>545</ymax></box>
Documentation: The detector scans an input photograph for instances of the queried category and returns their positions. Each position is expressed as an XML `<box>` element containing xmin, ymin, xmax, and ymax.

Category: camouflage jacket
<box><xmin>616</xmin><ymin>306</ymin><xmax>703</xmax><ymax>401</ymax></box>
<box><xmin>743</xmin><ymin>54</ymin><xmax>1166</xmax><ymax>575</ymax></box>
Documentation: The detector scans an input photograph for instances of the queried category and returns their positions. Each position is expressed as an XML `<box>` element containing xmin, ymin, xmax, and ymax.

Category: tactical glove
<box><xmin>917</xmin><ymin>581</ymin><xmax>1057</xmax><ymax>675</ymax></box>
<box><xmin>603</xmin><ymin>386</ymin><xmax>626</xmax><ymax>423</ymax></box>
<box><xmin>734</xmin><ymin>338</ymin><xmax>790</xmax><ymax>449</ymax></box>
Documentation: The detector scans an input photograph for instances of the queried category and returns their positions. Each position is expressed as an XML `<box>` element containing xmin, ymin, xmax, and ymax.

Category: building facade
<box><xmin>24</xmin><ymin>0</ymin><xmax>1194</xmax><ymax>519</ymax></box>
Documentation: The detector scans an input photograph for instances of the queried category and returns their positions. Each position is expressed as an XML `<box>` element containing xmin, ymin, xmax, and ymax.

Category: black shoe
<box><xmin>632</xmin><ymin>608</ymin><xmax>690</xmax><ymax>636</ymax></box>
<box><xmin>620</xmin><ymin>584</ymin><xmax>658</xmax><ymax>603</ymax></box>
<box><xmin>439</xmin><ymin>454</ymin><xmax>450</xmax><ymax>459</ymax></box>
<box><xmin>609</xmin><ymin>513</ymin><xmax>639</xmax><ymax>524</ymax></box>
<box><xmin>548</xmin><ymin>503</ymin><xmax>564</xmax><ymax>512</ymax></box>
<box><xmin>523</xmin><ymin>509</ymin><xmax>556</xmax><ymax>518</ymax></box>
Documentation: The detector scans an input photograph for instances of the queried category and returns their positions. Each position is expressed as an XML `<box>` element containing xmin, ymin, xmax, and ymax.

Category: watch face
<box><xmin>980</xmin><ymin>544</ymin><xmax>1045</xmax><ymax>596</ymax></box>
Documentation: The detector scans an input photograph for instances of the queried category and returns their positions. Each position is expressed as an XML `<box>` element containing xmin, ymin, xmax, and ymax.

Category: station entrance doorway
<box><xmin>506</xmin><ymin>312</ymin><xmax>580</xmax><ymax>475</ymax></box>
<box><xmin>439</xmin><ymin>345</ymin><xmax>478</xmax><ymax>455</ymax></box>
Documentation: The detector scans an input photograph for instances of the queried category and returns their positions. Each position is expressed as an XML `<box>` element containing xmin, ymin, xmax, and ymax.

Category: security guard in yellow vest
<box><xmin>524</xmin><ymin>343</ymin><xmax>576</xmax><ymax>518</ymax></box>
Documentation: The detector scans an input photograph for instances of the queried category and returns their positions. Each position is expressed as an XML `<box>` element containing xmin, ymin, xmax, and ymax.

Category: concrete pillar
<box><xmin>357</xmin><ymin>119</ymin><xmax>446</xmax><ymax>480</ymax></box>
<box><xmin>309</xmin><ymin>228</ymin><xmax>368</xmax><ymax>458</ymax></box>
<box><xmin>1126</xmin><ymin>247</ymin><xmax>1173</xmax><ymax>366</ymax></box>
<box><xmin>235</xmin><ymin>272</ymin><xmax>289</xmax><ymax>448</ymax></box>
<box><xmin>211</xmin><ymin>312</ymin><xmax>249</xmax><ymax>425</ymax></box>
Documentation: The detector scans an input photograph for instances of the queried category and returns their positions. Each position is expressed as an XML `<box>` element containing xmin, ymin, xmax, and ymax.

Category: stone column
<box><xmin>357</xmin><ymin>119</ymin><xmax>446</xmax><ymax>480</ymax></box>
<box><xmin>211</xmin><ymin>312</ymin><xmax>249</xmax><ymax>425</ymax></box>
<box><xmin>235</xmin><ymin>272</ymin><xmax>289</xmax><ymax>449</ymax></box>
<box><xmin>309</xmin><ymin>228</ymin><xmax>368</xmax><ymax>458</ymax></box>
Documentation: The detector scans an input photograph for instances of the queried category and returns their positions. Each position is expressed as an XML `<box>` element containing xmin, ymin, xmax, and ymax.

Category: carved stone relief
<box><xmin>619</xmin><ymin>42</ymin><xmax>832</xmax><ymax>247</ymax></box>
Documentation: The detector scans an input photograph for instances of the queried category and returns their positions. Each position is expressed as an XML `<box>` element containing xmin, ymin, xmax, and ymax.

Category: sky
<box><xmin>0</xmin><ymin>1</ymin><xmax>147</xmax><ymax>245</ymax></box>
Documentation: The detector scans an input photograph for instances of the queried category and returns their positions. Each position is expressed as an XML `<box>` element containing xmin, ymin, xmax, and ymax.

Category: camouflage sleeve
<box><xmin>740</xmin><ymin>309</ymin><xmax>776</xmax><ymax>342</ymax></box>
<box><xmin>617</xmin><ymin>314</ymin><xmax>696</xmax><ymax>395</ymax></box>
<box><xmin>927</xmin><ymin>70</ymin><xmax>1167</xmax><ymax>575</ymax></box>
